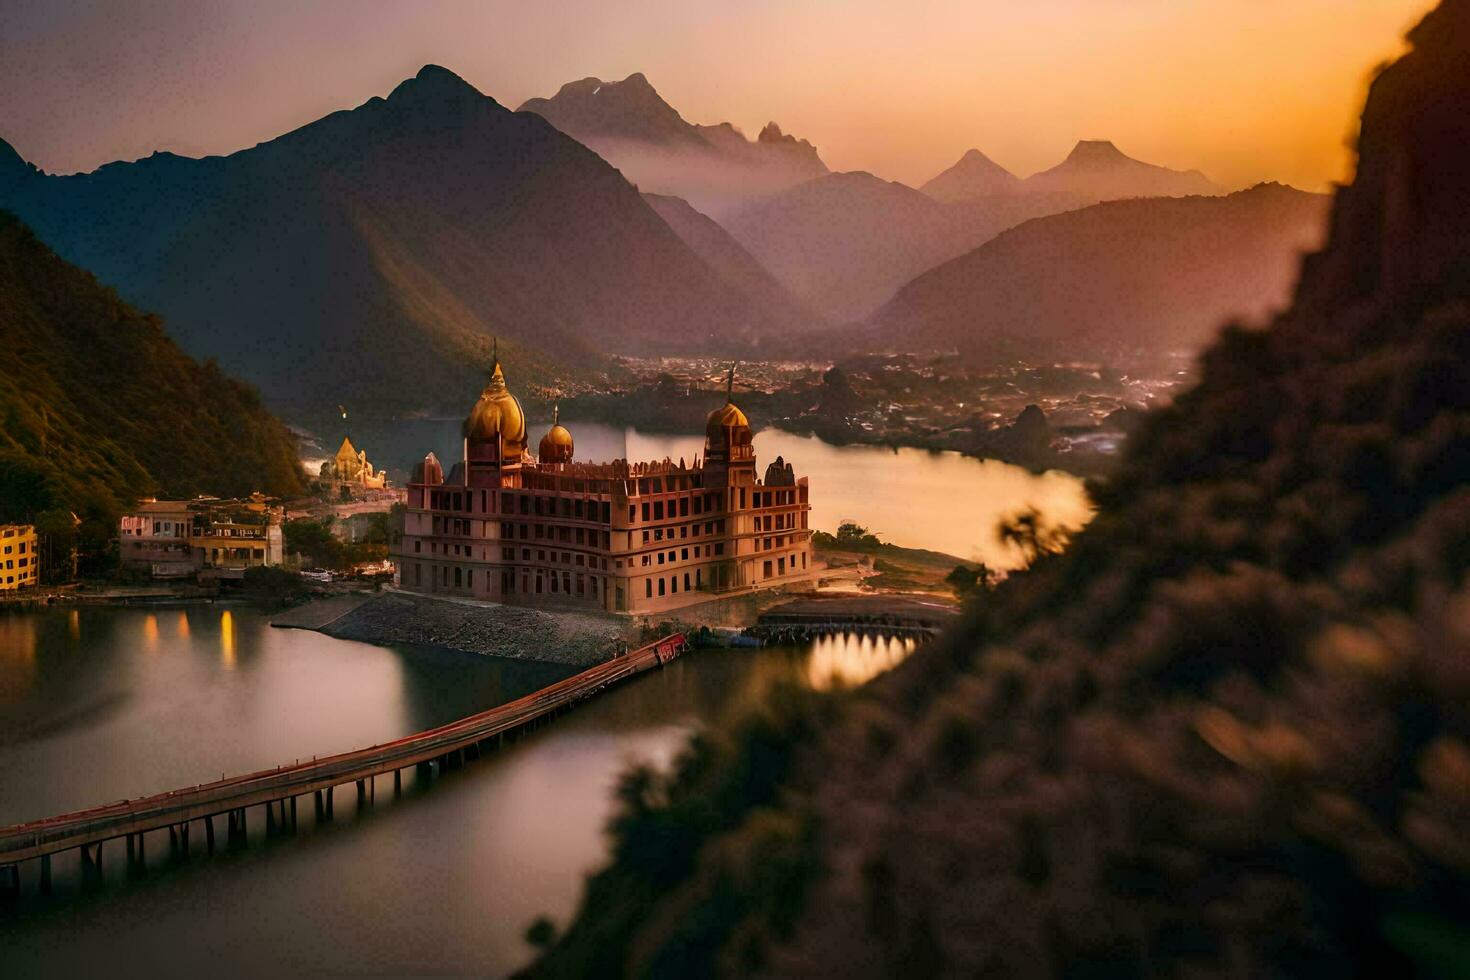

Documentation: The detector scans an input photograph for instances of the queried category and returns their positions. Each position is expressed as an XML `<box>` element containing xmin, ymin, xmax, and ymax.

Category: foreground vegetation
<box><xmin>0</xmin><ymin>212</ymin><xmax>304</xmax><ymax>575</ymax></box>
<box><xmin>530</xmin><ymin>5</ymin><xmax>1470</xmax><ymax>975</ymax></box>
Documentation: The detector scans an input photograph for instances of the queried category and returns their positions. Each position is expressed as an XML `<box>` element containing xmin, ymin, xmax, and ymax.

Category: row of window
<box><xmin>641</xmin><ymin>519</ymin><xmax>726</xmax><ymax>544</ymax></box>
<box><xmin>425</xmin><ymin>488</ymin><xmax>616</xmax><ymax>526</ymax></box>
<box><xmin>645</xmin><ymin>569</ymin><xmax>703</xmax><ymax>598</ymax></box>
<box><xmin>410</xmin><ymin>561</ymin><xmax>606</xmax><ymax>601</ymax></box>
<box><xmin>638</xmin><ymin>543</ymin><xmax>725</xmax><ymax>567</ymax></box>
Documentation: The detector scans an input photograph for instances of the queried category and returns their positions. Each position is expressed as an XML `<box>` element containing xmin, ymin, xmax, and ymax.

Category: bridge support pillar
<box><xmin>356</xmin><ymin>779</ymin><xmax>366</xmax><ymax>807</ymax></box>
<box><xmin>205</xmin><ymin>815</ymin><xmax>215</xmax><ymax>853</ymax></box>
<box><xmin>179</xmin><ymin>822</ymin><xmax>189</xmax><ymax>860</ymax></box>
<box><xmin>40</xmin><ymin>853</ymin><xmax>51</xmax><ymax>894</ymax></box>
<box><xmin>290</xmin><ymin>796</ymin><xmax>298</xmax><ymax>831</ymax></box>
<box><xmin>1</xmin><ymin>863</ymin><xmax>18</xmax><ymax>900</ymax></box>
<box><xmin>394</xmin><ymin>769</ymin><xmax>402</xmax><ymax>797</ymax></box>
<box><xmin>266</xmin><ymin>801</ymin><xmax>277</xmax><ymax>835</ymax></box>
<box><xmin>326</xmin><ymin>787</ymin><xmax>334</xmax><ymax>818</ymax></box>
<box><xmin>126</xmin><ymin>833</ymin><xmax>135</xmax><ymax>868</ymax></box>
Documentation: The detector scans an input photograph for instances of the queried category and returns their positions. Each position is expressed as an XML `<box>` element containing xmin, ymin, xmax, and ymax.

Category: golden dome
<box><xmin>706</xmin><ymin>401</ymin><xmax>749</xmax><ymax>435</ymax></box>
<box><xmin>539</xmin><ymin>405</ymin><xmax>574</xmax><ymax>463</ymax></box>
<box><xmin>705</xmin><ymin>399</ymin><xmax>752</xmax><ymax>458</ymax></box>
<box><xmin>464</xmin><ymin>360</ymin><xmax>528</xmax><ymax>450</ymax></box>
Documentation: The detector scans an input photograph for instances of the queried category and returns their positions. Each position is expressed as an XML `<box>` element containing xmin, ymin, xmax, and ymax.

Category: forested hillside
<box><xmin>531</xmin><ymin>2</ymin><xmax>1470</xmax><ymax>975</ymax></box>
<box><xmin>0</xmin><ymin>212</ymin><xmax>304</xmax><ymax>536</ymax></box>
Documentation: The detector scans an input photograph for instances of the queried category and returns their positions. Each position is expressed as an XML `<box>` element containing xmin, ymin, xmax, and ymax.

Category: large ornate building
<box><xmin>392</xmin><ymin>358</ymin><xmax>813</xmax><ymax>613</ymax></box>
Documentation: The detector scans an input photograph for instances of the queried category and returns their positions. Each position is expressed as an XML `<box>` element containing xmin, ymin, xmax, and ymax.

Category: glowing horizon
<box><xmin>0</xmin><ymin>0</ymin><xmax>1436</xmax><ymax>192</ymax></box>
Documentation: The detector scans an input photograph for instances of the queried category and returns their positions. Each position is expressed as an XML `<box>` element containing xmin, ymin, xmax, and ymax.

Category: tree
<box><xmin>285</xmin><ymin>517</ymin><xmax>345</xmax><ymax>569</ymax></box>
<box><xmin>945</xmin><ymin>563</ymin><xmax>993</xmax><ymax>596</ymax></box>
<box><xmin>835</xmin><ymin>521</ymin><xmax>881</xmax><ymax>547</ymax></box>
<box><xmin>997</xmin><ymin>508</ymin><xmax>1070</xmax><ymax>568</ymax></box>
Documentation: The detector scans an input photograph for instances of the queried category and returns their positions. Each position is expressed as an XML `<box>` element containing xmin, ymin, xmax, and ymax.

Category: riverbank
<box><xmin>278</xmin><ymin>591</ymin><xmax>641</xmax><ymax>667</ymax></box>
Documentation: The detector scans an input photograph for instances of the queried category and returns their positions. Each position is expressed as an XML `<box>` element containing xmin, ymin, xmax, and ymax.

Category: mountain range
<box><xmin>0</xmin><ymin>66</ymin><xmax>804</xmax><ymax>420</ymax></box>
<box><xmin>519</xmin><ymin>73</ymin><xmax>828</xmax><ymax>216</ymax></box>
<box><xmin>724</xmin><ymin>139</ymin><xmax>1236</xmax><ymax>324</ymax></box>
<box><xmin>922</xmin><ymin>139</ymin><xmax>1220</xmax><ymax>203</ymax></box>
<box><xmin>874</xmin><ymin>181</ymin><xmax>1330</xmax><ymax>360</ymax></box>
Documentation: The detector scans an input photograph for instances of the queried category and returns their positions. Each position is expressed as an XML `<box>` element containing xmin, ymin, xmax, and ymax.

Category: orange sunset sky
<box><xmin>0</xmin><ymin>0</ymin><xmax>1438</xmax><ymax>191</ymax></box>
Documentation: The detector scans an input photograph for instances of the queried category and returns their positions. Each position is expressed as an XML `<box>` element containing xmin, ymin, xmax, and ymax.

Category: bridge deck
<box><xmin>0</xmin><ymin>633</ymin><xmax>687</xmax><ymax>869</ymax></box>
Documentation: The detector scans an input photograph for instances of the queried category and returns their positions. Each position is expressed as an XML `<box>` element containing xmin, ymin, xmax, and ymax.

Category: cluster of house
<box><xmin>118</xmin><ymin>495</ymin><xmax>285</xmax><ymax>580</ymax></box>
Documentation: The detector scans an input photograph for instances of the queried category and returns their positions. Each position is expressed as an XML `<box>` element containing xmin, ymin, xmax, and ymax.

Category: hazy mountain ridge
<box><xmin>725</xmin><ymin>138</ymin><xmax>1229</xmax><ymax>326</ymax></box>
<box><xmin>875</xmin><ymin>182</ymin><xmax>1330</xmax><ymax>360</ymax></box>
<box><xmin>520</xmin><ymin>72</ymin><xmax>827</xmax><ymax>216</ymax></box>
<box><xmin>0</xmin><ymin>210</ymin><xmax>304</xmax><ymax>524</ymax></box>
<box><xmin>722</xmin><ymin>170</ymin><xmax>1092</xmax><ymax>323</ymax></box>
<box><xmin>530</xmin><ymin>2</ymin><xmax>1470</xmax><ymax>975</ymax></box>
<box><xmin>0</xmin><ymin>66</ymin><xmax>794</xmax><ymax>418</ymax></box>
<box><xmin>919</xmin><ymin>147</ymin><xmax>1021</xmax><ymax>202</ymax></box>
<box><xmin>1025</xmin><ymin>138</ymin><xmax>1219</xmax><ymax>199</ymax></box>
<box><xmin>641</xmin><ymin>192</ymin><xmax>819</xmax><ymax>326</ymax></box>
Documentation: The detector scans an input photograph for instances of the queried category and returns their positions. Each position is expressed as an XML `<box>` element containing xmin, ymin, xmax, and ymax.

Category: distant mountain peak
<box><xmin>1027</xmin><ymin>138</ymin><xmax>1218</xmax><ymax>199</ymax></box>
<box><xmin>520</xmin><ymin>73</ymin><xmax>827</xmax><ymax>214</ymax></box>
<box><xmin>387</xmin><ymin>64</ymin><xmax>491</xmax><ymax>106</ymax></box>
<box><xmin>919</xmin><ymin>147</ymin><xmax>1020</xmax><ymax>202</ymax></box>
<box><xmin>1064</xmin><ymin>139</ymin><xmax>1128</xmax><ymax>164</ymax></box>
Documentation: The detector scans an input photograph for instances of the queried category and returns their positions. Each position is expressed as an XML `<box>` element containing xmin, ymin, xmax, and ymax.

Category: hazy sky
<box><xmin>0</xmin><ymin>0</ymin><xmax>1435</xmax><ymax>191</ymax></box>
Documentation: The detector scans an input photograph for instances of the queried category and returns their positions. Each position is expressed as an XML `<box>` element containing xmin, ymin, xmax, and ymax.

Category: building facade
<box><xmin>120</xmin><ymin>496</ymin><xmax>284</xmax><ymax>579</ymax></box>
<box><xmin>392</xmin><ymin>362</ymin><xmax>813</xmax><ymax>614</ymax></box>
<box><xmin>0</xmin><ymin>524</ymin><xmax>39</xmax><ymax>591</ymax></box>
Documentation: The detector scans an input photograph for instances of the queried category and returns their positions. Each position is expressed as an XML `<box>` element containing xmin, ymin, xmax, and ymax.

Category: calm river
<box><xmin>0</xmin><ymin>606</ymin><xmax>915</xmax><ymax>976</ymax></box>
<box><xmin>1</xmin><ymin>425</ymin><xmax>1090</xmax><ymax>974</ymax></box>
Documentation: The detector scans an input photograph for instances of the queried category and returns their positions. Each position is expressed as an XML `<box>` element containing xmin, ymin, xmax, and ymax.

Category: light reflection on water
<box><xmin>219</xmin><ymin>609</ymin><xmax>235</xmax><ymax>667</ymax></box>
<box><xmin>805</xmin><ymin>632</ymin><xmax>917</xmax><ymax>690</ymax></box>
<box><xmin>0</xmin><ymin>612</ymin><xmax>918</xmax><ymax>976</ymax></box>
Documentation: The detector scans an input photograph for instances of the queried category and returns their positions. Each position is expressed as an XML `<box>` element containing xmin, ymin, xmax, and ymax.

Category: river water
<box><xmin>1</xmin><ymin>426</ymin><xmax>1089</xmax><ymax>974</ymax></box>
<box><xmin>307</xmin><ymin>419</ymin><xmax>1093</xmax><ymax>570</ymax></box>
<box><xmin>0</xmin><ymin>606</ymin><xmax>915</xmax><ymax>976</ymax></box>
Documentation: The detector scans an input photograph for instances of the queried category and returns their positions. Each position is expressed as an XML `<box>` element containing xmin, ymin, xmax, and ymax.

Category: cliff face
<box><xmin>531</xmin><ymin>3</ymin><xmax>1470</xmax><ymax>976</ymax></box>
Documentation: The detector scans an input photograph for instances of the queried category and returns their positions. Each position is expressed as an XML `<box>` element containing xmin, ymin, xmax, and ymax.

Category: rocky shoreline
<box><xmin>280</xmin><ymin>591</ymin><xmax>641</xmax><ymax>667</ymax></box>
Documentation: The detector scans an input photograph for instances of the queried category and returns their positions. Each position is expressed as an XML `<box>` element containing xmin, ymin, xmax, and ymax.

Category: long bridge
<box><xmin>0</xmin><ymin>633</ymin><xmax>688</xmax><ymax>896</ymax></box>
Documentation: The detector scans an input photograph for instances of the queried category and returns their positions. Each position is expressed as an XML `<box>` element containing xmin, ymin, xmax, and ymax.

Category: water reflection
<box><xmin>0</xmin><ymin>611</ymin><xmax>920</xmax><ymax>976</ymax></box>
<box><xmin>177</xmin><ymin>612</ymin><xmax>190</xmax><ymax>640</ymax></box>
<box><xmin>805</xmin><ymin>632</ymin><xmax>916</xmax><ymax>690</ymax></box>
<box><xmin>142</xmin><ymin>613</ymin><xmax>159</xmax><ymax>651</ymax></box>
<box><xmin>219</xmin><ymin>609</ymin><xmax>235</xmax><ymax>667</ymax></box>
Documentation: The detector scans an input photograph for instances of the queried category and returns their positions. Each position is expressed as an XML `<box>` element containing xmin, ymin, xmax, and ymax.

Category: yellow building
<box><xmin>0</xmin><ymin>524</ymin><xmax>39</xmax><ymax>591</ymax></box>
<box><xmin>320</xmin><ymin>436</ymin><xmax>388</xmax><ymax>491</ymax></box>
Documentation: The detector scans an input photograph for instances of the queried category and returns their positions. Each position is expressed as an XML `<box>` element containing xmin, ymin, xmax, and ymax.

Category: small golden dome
<box><xmin>464</xmin><ymin>359</ymin><xmax>527</xmax><ymax>450</ymax></box>
<box><xmin>705</xmin><ymin>399</ymin><xmax>752</xmax><ymax>458</ymax></box>
<box><xmin>539</xmin><ymin>405</ymin><xmax>574</xmax><ymax>463</ymax></box>
<box><xmin>706</xmin><ymin>401</ymin><xmax>749</xmax><ymax>435</ymax></box>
